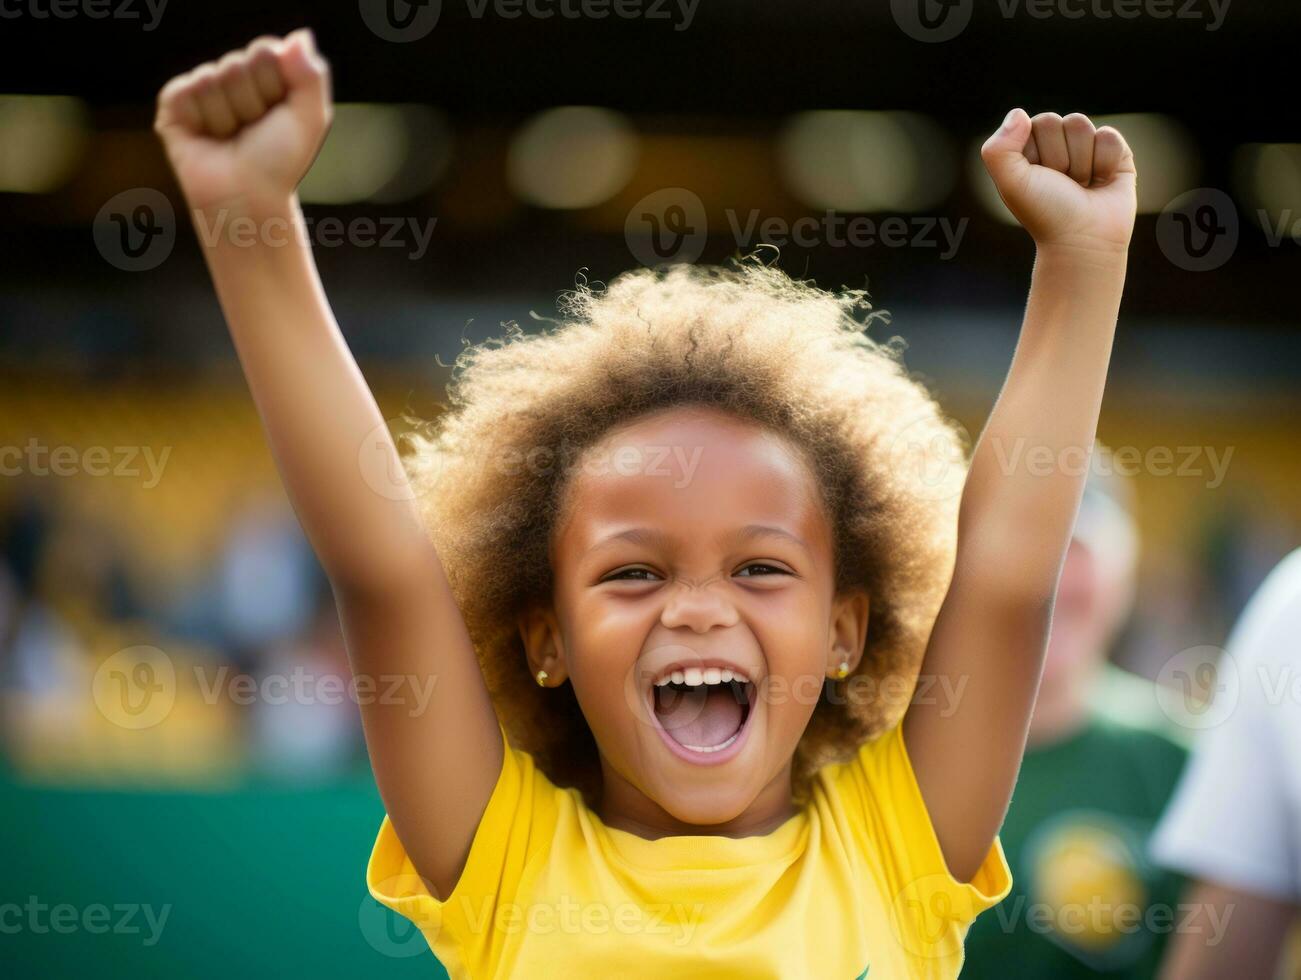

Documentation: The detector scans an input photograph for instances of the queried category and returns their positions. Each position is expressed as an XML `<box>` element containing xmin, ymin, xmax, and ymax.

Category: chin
<box><xmin>655</xmin><ymin>781</ymin><xmax>756</xmax><ymax>828</ymax></box>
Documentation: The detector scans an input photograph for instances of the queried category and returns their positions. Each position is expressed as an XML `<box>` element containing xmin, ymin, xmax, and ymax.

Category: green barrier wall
<box><xmin>1</xmin><ymin>768</ymin><xmax>448</xmax><ymax>979</ymax></box>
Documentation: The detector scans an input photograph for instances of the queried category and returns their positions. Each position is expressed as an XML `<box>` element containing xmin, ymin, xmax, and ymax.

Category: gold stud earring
<box><xmin>536</xmin><ymin>669</ymin><xmax>549</xmax><ymax>687</ymax></box>
<box><xmin>833</xmin><ymin>661</ymin><xmax>850</xmax><ymax>679</ymax></box>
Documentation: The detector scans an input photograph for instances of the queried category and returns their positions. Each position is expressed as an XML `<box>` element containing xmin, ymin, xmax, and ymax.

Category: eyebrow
<box><xmin>589</xmin><ymin>523</ymin><xmax>811</xmax><ymax>555</ymax></box>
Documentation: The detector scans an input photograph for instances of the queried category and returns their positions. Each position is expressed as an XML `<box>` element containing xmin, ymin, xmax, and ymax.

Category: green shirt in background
<box><xmin>962</xmin><ymin>716</ymin><xmax>1188</xmax><ymax>979</ymax></box>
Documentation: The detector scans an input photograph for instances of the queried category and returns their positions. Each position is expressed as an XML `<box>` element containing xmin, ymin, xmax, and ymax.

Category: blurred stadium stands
<box><xmin>1</xmin><ymin>2</ymin><xmax>1300</xmax><ymax>977</ymax></box>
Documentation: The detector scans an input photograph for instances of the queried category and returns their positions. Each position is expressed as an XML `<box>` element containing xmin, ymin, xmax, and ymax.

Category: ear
<box><xmin>517</xmin><ymin>602</ymin><xmax>569</xmax><ymax>688</ymax></box>
<box><xmin>827</xmin><ymin>588</ymin><xmax>870</xmax><ymax>678</ymax></box>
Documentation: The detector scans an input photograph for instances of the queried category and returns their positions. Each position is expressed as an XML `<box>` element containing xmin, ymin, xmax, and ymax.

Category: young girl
<box><xmin>154</xmin><ymin>28</ymin><xmax>1136</xmax><ymax>979</ymax></box>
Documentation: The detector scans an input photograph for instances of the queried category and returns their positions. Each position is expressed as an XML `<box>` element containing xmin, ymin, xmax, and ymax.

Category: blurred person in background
<box><xmin>1151</xmin><ymin>547</ymin><xmax>1301</xmax><ymax>980</ymax></box>
<box><xmin>0</xmin><ymin>486</ymin><xmax>93</xmax><ymax>701</ymax></box>
<box><xmin>215</xmin><ymin>489</ymin><xmax>320</xmax><ymax>673</ymax></box>
<box><xmin>0</xmin><ymin>484</ymin><xmax>51</xmax><ymax>687</ymax></box>
<box><xmin>963</xmin><ymin>447</ymin><xmax>1188</xmax><ymax>978</ymax></box>
<box><xmin>251</xmin><ymin>575</ymin><xmax>363</xmax><ymax>779</ymax></box>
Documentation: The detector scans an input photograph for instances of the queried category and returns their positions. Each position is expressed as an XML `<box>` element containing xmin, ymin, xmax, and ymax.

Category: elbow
<box><xmin>953</xmin><ymin>537</ymin><xmax>1063</xmax><ymax>613</ymax></box>
<box><xmin>328</xmin><ymin>541</ymin><xmax>443</xmax><ymax>608</ymax></box>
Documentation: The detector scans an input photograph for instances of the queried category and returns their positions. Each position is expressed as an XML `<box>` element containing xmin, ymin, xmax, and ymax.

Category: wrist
<box><xmin>1024</xmin><ymin>241</ymin><xmax>1127</xmax><ymax>338</ymax></box>
<box><xmin>1032</xmin><ymin>239</ymin><xmax>1130</xmax><ymax>275</ymax></box>
<box><xmin>187</xmin><ymin>191</ymin><xmax>306</xmax><ymax>254</ymax></box>
<box><xmin>186</xmin><ymin>183</ymin><xmax>299</xmax><ymax>223</ymax></box>
<box><xmin>1032</xmin><ymin>243</ymin><xmax>1129</xmax><ymax>299</ymax></box>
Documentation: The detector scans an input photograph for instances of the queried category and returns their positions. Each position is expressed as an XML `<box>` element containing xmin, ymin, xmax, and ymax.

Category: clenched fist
<box><xmin>981</xmin><ymin>109</ymin><xmax>1136</xmax><ymax>256</ymax></box>
<box><xmin>154</xmin><ymin>29</ymin><xmax>332</xmax><ymax>215</ymax></box>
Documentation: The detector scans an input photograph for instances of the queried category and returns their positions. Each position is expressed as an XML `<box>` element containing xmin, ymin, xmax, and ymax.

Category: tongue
<box><xmin>654</xmin><ymin>685</ymin><xmax>744</xmax><ymax>748</ymax></box>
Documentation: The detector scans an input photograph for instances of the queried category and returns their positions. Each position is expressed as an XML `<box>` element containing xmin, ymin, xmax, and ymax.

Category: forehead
<box><xmin>555</xmin><ymin>407</ymin><xmax>829</xmax><ymax>553</ymax></box>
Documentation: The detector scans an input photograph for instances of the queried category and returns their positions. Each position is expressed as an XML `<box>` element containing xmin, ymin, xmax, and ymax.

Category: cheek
<box><xmin>1055</xmin><ymin>579</ymin><xmax>1100</xmax><ymax>628</ymax></box>
<box><xmin>563</xmin><ymin>593</ymin><xmax>655</xmax><ymax>674</ymax></box>
<box><xmin>1044</xmin><ymin>610</ymin><xmax>1100</xmax><ymax>675</ymax></box>
<box><xmin>557</xmin><ymin>596</ymin><xmax>649</xmax><ymax>723</ymax></box>
<box><xmin>748</xmin><ymin>589</ymin><xmax>833</xmax><ymax>688</ymax></box>
<box><xmin>762</xmin><ymin>585</ymin><xmax>827</xmax><ymax>637</ymax></box>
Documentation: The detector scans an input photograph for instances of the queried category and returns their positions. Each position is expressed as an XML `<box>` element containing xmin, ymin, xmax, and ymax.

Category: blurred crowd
<box><xmin>1</xmin><ymin>386</ymin><xmax>1298</xmax><ymax>977</ymax></box>
<box><xmin>0</xmin><ymin>395</ymin><xmax>1292</xmax><ymax>792</ymax></box>
<box><xmin>0</xmin><ymin>472</ymin><xmax>364</xmax><ymax>783</ymax></box>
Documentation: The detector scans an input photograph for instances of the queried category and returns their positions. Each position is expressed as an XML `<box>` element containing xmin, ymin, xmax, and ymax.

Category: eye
<box><xmin>602</xmin><ymin>566</ymin><xmax>662</xmax><ymax>583</ymax></box>
<box><xmin>735</xmin><ymin>562</ymin><xmax>790</xmax><ymax>578</ymax></box>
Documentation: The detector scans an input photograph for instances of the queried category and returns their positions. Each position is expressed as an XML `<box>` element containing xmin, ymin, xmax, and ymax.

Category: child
<box><xmin>154</xmin><ymin>28</ymin><xmax>1136</xmax><ymax>979</ymax></box>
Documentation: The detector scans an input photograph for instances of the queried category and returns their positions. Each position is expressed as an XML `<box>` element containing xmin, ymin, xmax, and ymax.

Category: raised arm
<box><xmin>155</xmin><ymin>30</ymin><xmax>501</xmax><ymax>897</ymax></box>
<box><xmin>902</xmin><ymin>109</ymin><xmax>1136</xmax><ymax>881</ymax></box>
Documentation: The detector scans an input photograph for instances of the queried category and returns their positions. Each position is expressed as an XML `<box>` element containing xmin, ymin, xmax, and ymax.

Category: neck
<box><xmin>596</xmin><ymin>758</ymin><xmax>800</xmax><ymax>840</ymax></box>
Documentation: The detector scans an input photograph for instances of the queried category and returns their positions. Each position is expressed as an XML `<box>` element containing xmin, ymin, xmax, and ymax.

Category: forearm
<box><xmin>1158</xmin><ymin>882</ymin><xmax>1294</xmax><ymax>980</ymax></box>
<box><xmin>906</xmin><ymin>247</ymin><xmax>1127</xmax><ymax>879</ymax></box>
<box><xmin>197</xmin><ymin>194</ymin><xmax>432</xmax><ymax>593</ymax></box>
<box><xmin>957</xmin><ymin>245</ymin><xmax>1127</xmax><ymax>599</ymax></box>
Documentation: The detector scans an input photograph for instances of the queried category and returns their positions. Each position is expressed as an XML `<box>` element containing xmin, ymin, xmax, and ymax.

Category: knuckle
<box><xmin>190</xmin><ymin>65</ymin><xmax>217</xmax><ymax>89</ymax></box>
<box><xmin>155</xmin><ymin>81</ymin><xmax>177</xmax><ymax>109</ymax></box>
<box><xmin>217</xmin><ymin>55</ymin><xmax>247</xmax><ymax>80</ymax></box>
<box><xmin>249</xmin><ymin>49</ymin><xmax>277</xmax><ymax>72</ymax></box>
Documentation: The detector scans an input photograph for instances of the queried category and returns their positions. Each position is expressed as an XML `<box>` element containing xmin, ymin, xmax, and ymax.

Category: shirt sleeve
<box><xmin>366</xmin><ymin>718</ymin><xmax>559</xmax><ymax>975</ymax></box>
<box><xmin>1149</xmin><ymin>550</ymin><xmax>1301</xmax><ymax>903</ymax></box>
<box><xmin>837</xmin><ymin>723</ymin><xmax>1013</xmax><ymax>963</ymax></box>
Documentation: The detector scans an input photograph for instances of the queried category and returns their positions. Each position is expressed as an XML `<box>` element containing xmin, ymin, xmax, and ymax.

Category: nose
<box><xmin>659</xmin><ymin>578</ymin><xmax>740</xmax><ymax>633</ymax></box>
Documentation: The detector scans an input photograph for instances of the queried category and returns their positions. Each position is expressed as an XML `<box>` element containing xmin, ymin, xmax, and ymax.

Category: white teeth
<box><xmin>650</xmin><ymin>666</ymin><xmax>753</xmax><ymax>687</ymax></box>
<box><xmin>681</xmin><ymin>730</ymin><xmax>741</xmax><ymax>753</ymax></box>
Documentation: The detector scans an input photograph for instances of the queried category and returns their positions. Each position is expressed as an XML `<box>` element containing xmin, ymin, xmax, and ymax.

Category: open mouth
<box><xmin>649</xmin><ymin>668</ymin><xmax>755</xmax><ymax>757</ymax></box>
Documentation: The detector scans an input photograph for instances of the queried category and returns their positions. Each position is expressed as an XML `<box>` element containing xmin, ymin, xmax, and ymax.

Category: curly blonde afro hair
<box><xmin>402</xmin><ymin>258</ymin><xmax>967</xmax><ymax>804</ymax></box>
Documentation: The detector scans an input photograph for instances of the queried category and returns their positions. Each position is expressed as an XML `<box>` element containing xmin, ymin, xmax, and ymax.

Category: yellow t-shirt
<box><xmin>367</xmin><ymin>722</ymin><xmax>1012</xmax><ymax>979</ymax></box>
